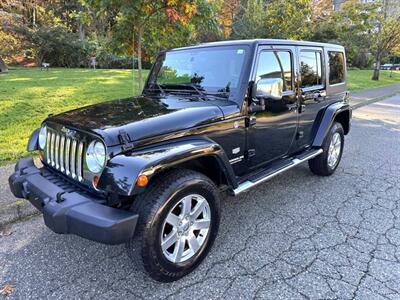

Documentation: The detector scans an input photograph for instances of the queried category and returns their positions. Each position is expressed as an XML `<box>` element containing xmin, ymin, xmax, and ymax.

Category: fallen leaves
<box><xmin>0</xmin><ymin>228</ymin><xmax>13</xmax><ymax>237</ymax></box>
<box><xmin>0</xmin><ymin>283</ymin><xmax>14</xmax><ymax>297</ymax></box>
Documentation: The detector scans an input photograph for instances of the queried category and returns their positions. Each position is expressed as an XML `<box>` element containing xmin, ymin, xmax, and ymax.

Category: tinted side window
<box><xmin>256</xmin><ymin>51</ymin><xmax>292</xmax><ymax>91</ymax></box>
<box><xmin>328</xmin><ymin>51</ymin><xmax>345</xmax><ymax>84</ymax></box>
<box><xmin>300</xmin><ymin>51</ymin><xmax>323</xmax><ymax>88</ymax></box>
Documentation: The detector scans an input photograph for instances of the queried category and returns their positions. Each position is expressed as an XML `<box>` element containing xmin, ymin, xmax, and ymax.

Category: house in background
<box><xmin>333</xmin><ymin>0</ymin><xmax>399</xmax><ymax>16</ymax></box>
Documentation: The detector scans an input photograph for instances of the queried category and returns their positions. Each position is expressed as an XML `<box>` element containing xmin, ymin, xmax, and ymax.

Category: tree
<box><xmin>371</xmin><ymin>16</ymin><xmax>400</xmax><ymax>80</ymax></box>
<box><xmin>231</xmin><ymin>0</ymin><xmax>312</xmax><ymax>40</ymax></box>
<box><xmin>1</xmin><ymin>0</ymin><xmax>91</xmax><ymax>64</ymax></box>
<box><xmin>311</xmin><ymin>0</ymin><xmax>333</xmax><ymax>22</ymax></box>
<box><xmin>219</xmin><ymin>0</ymin><xmax>241</xmax><ymax>38</ymax></box>
<box><xmin>81</xmin><ymin>0</ymin><xmax>204</xmax><ymax>91</ymax></box>
<box><xmin>231</xmin><ymin>0</ymin><xmax>265</xmax><ymax>39</ymax></box>
<box><xmin>16</xmin><ymin>25</ymin><xmax>91</xmax><ymax>67</ymax></box>
<box><xmin>264</xmin><ymin>0</ymin><xmax>312</xmax><ymax>40</ymax></box>
<box><xmin>311</xmin><ymin>0</ymin><xmax>379</xmax><ymax>68</ymax></box>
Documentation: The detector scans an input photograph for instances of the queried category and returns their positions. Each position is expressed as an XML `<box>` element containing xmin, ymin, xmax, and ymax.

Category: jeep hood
<box><xmin>46</xmin><ymin>94</ymin><xmax>239</xmax><ymax>146</ymax></box>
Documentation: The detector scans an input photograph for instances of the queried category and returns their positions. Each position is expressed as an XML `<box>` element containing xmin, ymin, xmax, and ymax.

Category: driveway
<box><xmin>1</xmin><ymin>94</ymin><xmax>400</xmax><ymax>299</ymax></box>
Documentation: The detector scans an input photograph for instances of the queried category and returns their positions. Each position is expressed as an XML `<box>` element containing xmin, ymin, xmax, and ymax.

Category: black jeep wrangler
<box><xmin>9</xmin><ymin>39</ymin><xmax>351</xmax><ymax>282</ymax></box>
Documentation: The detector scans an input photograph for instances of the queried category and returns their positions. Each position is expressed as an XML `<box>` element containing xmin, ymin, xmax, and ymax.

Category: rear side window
<box><xmin>328</xmin><ymin>51</ymin><xmax>345</xmax><ymax>84</ymax></box>
<box><xmin>300</xmin><ymin>51</ymin><xmax>323</xmax><ymax>88</ymax></box>
<box><xmin>255</xmin><ymin>51</ymin><xmax>293</xmax><ymax>91</ymax></box>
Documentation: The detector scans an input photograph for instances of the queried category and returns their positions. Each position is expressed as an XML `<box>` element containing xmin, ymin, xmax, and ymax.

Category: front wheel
<box><xmin>309</xmin><ymin>122</ymin><xmax>344</xmax><ymax>176</ymax></box>
<box><xmin>126</xmin><ymin>169</ymin><xmax>220</xmax><ymax>282</ymax></box>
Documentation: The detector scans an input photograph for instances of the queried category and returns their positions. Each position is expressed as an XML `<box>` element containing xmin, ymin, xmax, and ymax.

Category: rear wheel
<box><xmin>309</xmin><ymin>122</ymin><xmax>344</xmax><ymax>176</ymax></box>
<box><xmin>126</xmin><ymin>169</ymin><xmax>220</xmax><ymax>282</ymax></box>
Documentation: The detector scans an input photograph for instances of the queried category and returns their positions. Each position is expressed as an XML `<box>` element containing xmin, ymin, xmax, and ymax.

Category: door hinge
<box><xmin>245</xmin><ymin>116</ymin><xmax>257</xmax><ymax>127</ymax></box>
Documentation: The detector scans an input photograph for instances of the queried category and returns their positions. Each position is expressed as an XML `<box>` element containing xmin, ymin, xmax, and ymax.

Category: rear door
<box><xmin>294</xmin><ymin>46</ymin><xmax>326</xmax><ymax>149</ymax></box>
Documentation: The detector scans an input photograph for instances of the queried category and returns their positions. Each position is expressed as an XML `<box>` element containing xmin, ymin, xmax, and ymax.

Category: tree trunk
<box><xmin>372</xmin><ymin>51</ymin><xmax>381</xmax><ymax>81</ymax></box>
<box><xmin>32</xmin><ymin>6</ymin><xmax>36</xmax><ymax>26</ymax></box>
<box><xmin>79</xmin><ymin>23</ymin><xmax>85</xmax><ymax>40</ymax></box>
<box><xmin>137</xmin><ymin>26</ymin><xmax>143</xmax><ymax>93</ymax></box>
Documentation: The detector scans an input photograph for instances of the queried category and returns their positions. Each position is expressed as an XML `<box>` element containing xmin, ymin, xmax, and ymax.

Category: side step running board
<box><xmin>233</xmin><ymin>148</ymin><xmax>323</xmax><ymax>196</ymax></box>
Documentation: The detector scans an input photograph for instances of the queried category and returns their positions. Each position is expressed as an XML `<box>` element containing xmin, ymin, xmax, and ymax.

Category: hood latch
<box><xmin>118</xmin><ymin>130</ymin><xmax>134</xmax><ymax>151</ymax></box>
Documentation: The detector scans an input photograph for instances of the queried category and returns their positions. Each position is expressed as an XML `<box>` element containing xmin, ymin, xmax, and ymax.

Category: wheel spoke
<box><xmin>161</xmin><ymin>193</ymin><xmax>211</xmax><ymax>263</ymax></box>
<box><xmin>333</xmin><ymin>134</ymin><xmax>339</xmax><ymax>145</ymax></box>
<box><xmin>172</xmin><ymin>237</ymin><xmax>185</xmax><ymax>263</ymax></box>
<box><xmin>190</xmin><ymin>199</ymin><xmax>206</xmax><ymax>219</ymax></box>
<box><xmin>188</xmin><ymin>235</ymin><xmax>200</xmax><ymax>253</ymax></box>
<box><xmin>192</xmin><ymin>219</ymin><xmax>210</xmax><ymax>230</ymax></box>
<box><xmin>166</xmin><ymin>212</ymin><xmax>180</xmax><ymax>227</ymax></box>
<box><xmin>182</xmin><ymin>196</ymin><xmax>192</xmax><ymax>216</ymax></box>
<box><xmin>161</xmin><ymin>230</ymin><xmax>178</xmax><ymax>251</ymax></box>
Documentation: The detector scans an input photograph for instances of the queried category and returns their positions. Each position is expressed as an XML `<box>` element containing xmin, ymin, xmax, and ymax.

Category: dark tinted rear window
<box><xmin>328</xmin><ymin>51</ymin><xmax>345</xmax><ymax>84</ymax></box>
<box><xmin>300</xmin><ymin>51</ymin><xmax>323</xmax><ymax>88</ymax></box>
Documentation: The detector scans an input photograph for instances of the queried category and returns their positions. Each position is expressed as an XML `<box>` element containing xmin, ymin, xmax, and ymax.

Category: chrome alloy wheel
<box><xmin>327</xmin><ymin>132</ymin><xmax>342</xmax><ymax>168</ymax></box>
<box><xmin>161</xmin><ymin>194</ymin><xmax>211</xmax><ymax>263</ymax></box>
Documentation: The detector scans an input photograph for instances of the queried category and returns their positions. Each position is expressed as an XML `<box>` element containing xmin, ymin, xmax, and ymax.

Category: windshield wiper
<box><xmin>162</xmin><ymin>83</ymin><xmax>206</xmax><ymax>97</ymax></box>
<box><xmin>146</xmin><ymin>83</ymin><xmax>165</xmax><ymax>95</ymax></box>
<box><xmin>147</xmin><ymin>83</ymin><xmax>230</xmax><ymax>99</ymax></box>
<box><xmin>163</xmin><ymin>83</ymin><xmax>231</xmax><ymax>99</ymax></box>
<box><xmin>203</xmin><ymin>91</ymin><xmax>230</xmax><ymax>99</ymax></box>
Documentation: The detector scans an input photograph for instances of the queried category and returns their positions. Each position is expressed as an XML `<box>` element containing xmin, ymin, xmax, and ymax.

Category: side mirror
<box><xmin>254</xmin><ymin>78</ymin><xmax>283</xmax><ymax>100</ymax></box>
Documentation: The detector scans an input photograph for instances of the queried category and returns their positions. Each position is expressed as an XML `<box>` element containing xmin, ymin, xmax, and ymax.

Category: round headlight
<box><xmin>86</xmin><ymin>140</ymin><xmax>106</xmax><ymax>173</ymax></box>
<box><xmin>38</xmin><ymin>126</ymin><xmax>47</xmax><ymax>149</ymax></box>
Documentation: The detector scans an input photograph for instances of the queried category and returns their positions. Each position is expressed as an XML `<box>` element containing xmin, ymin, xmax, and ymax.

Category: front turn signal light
<box><xmin>92</xmin><ymin>175</ymin><xmax>100</xmax><ymax>188</ymax></box>
<box><xmin>136</xmin><ymin>175</ymin><xmax>149</xmax><ymax>187</ymax></box>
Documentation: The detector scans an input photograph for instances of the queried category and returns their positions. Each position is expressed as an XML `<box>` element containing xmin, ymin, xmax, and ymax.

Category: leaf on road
<box><xmin>0</xmin><ymin>283</ymin><xmax>14</xmax><ymax>297</ymax></box>
<box><xmin>0</xmin><ymin>228</ymin><xmax>13</xmax><ymax>237</ymax></box>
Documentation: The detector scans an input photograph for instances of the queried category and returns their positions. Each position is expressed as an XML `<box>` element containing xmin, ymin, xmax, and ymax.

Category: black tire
<box><xmin>126</xmin><ymin>169</ymin><xmax>220</xmax><ymax>282</ymax></box>
<box><xmin>309</xmin><ymin>122</ymin><xmax>344</xmax><ymax>176</ymax></box>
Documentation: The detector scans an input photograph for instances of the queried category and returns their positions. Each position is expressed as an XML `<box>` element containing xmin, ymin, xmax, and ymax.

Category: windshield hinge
<box><xmin>118</xmin><ymin>130</ymin><xmax>134</xmax><ymax>151</ymax></box>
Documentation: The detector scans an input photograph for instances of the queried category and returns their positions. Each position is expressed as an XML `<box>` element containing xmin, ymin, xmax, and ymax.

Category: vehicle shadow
<box><xmin>3</xmin><ymin>165</ymin><xmax>319</xmax><ymax>299</ymax></box>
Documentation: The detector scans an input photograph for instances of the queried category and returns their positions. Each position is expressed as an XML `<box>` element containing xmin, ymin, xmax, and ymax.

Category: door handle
<box><xmin>287</xmin><ymin>103</ymin><xmax>298</xmax><ymax>111</ymax></box>
<box><xmin>314</xmin><ymin>91</ymin><xmax>326</xmax><ymax>103</ymax></box>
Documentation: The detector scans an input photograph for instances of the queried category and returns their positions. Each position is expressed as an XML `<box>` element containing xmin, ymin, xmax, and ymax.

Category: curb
<box><xmin>350</xmin><ymin>92</ymin><xmax>399</xmax><ymax>110</ymax></box>
<box><xmin>0</xmin><ymin>199</ymin><xmax>40</xmax><ymax>230</ymax></box>
<box><xmin>0</xmin><ymin>91</ymin><xmax>398</xmax><ymax>229</ymax></box>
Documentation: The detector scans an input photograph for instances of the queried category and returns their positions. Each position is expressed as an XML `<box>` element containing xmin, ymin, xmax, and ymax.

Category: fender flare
<box><xmin>312</xmin><ymin>102</ymin><xmax>351</xmax><ymax>147</ymax></box>
<box><xmin>27</xmin><ymin>128</ymin><xmax>40</xmax><ymax>152</ymax></box>
<box><xmin>98</xmin><ymin>137</ymin><xmax>238</xmax><ymax>196</ymax></box>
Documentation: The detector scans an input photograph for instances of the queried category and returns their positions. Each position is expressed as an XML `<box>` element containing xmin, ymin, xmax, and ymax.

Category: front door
<box><xmin>248</xmin><ymin>46</ymin><xmax>298</xmax><ymax>169</ymax></box>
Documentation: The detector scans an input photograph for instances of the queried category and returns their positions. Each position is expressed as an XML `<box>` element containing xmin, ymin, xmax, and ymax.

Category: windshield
<box><xmin>146</xmin><ymin>45</ymin><xmax>249</xmax><ymax>98</ymax></box>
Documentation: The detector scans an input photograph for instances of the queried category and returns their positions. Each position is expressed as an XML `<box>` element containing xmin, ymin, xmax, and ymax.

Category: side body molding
<box><xmin>312</xmin><ymin>102</ymin><xmax>351</xmax><ymax>147</ymax></box>
<box><xmin>98</xmin><ymin>138</ymin><xmax>238</xmax><ymax>196</ymax></box>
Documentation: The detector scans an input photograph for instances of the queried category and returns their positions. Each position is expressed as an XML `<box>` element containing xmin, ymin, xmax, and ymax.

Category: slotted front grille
<box><xmin>44</xmin><ymin>128</ymin><xmax>85</xmax><ymax>182</ymax></box>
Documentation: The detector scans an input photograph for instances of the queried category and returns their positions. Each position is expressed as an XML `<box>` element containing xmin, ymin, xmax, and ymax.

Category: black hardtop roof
<box><xmin>172</xmin><ymin>39</ymin><xmax>344</xmax><ymax>51</ymax></box>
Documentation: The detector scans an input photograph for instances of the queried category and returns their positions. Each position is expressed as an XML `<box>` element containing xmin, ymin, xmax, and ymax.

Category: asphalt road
<box><xmin>1</xmin><ymin>95</ymin><xmax>399</xmax><ymax>299</ymax></box>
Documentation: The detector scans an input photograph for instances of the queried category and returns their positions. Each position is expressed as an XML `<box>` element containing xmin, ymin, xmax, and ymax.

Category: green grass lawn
<box><xmin>347</xmin><ymin>69</ymin><xmax>400</xmax><ymax>92</ymax></box>
<box><xmin>0</xmin><ymin>68</ymin><xmax>398</xmax><ymax>165</ymax></box>
<box><xmin>0</xmin><ymin>68</ymin><xmax>148</xmax><ymax>165</ymax></box>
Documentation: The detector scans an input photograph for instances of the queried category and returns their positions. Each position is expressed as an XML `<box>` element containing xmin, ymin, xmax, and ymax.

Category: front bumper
<box><xmin>8</xmin><ymin>158</ymin><xmax>138</xmax><ymax>245</ymax></box>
